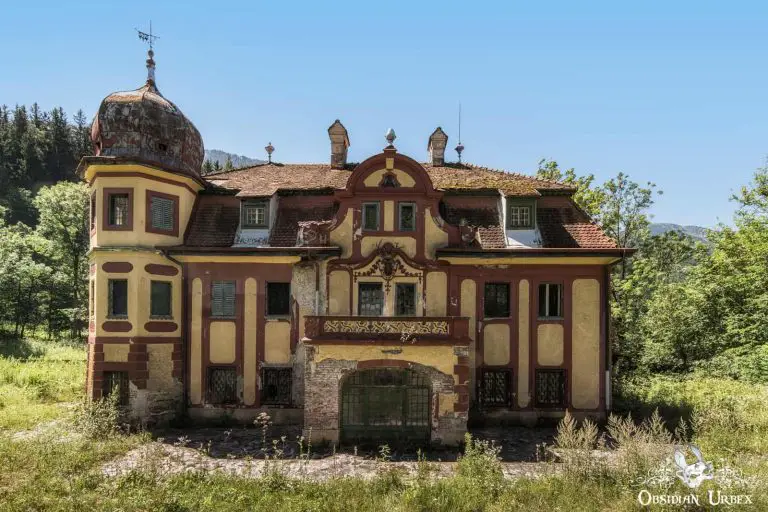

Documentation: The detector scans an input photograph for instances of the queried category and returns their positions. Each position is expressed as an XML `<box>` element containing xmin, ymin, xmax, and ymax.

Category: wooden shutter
<box><xmin>151</xmin><ymin>196</ymin><xmax>175</xmax><ymax>231</ymax></box>
<box><xmin>212</xmin><ymin>281</ymin><xmax>236</xmax><ymax>317</ymax></box>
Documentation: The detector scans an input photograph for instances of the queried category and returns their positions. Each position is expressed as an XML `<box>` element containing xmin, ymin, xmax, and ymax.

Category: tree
<box><xmin>224</xmin><ymin>155</ymin><xmax>234</xmax><ymax>172</ymax></box>
<box><xmin>536</xmin><ymin>159</ymin><xmax>606</xmax><ymax>218</ymax></box>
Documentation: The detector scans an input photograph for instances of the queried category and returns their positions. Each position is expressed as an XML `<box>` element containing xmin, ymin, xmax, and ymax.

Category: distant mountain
<box><xmin>204</xmin><ymin>149</ymin><xmax>264</xmax><ymax>169</ymax></box>
<box><xmin>650</xmin><ymin>223</ymin><xmax>709</xmax><ymax>242</ymax></box>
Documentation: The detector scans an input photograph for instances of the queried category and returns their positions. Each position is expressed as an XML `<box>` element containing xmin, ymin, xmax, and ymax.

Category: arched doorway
<box><xmin>340</xmin><ymin>368</ymin><xmax>431</xmax><ymax>444</ymax></box>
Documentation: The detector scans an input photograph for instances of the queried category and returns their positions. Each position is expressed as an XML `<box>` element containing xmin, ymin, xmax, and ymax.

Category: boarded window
<box><xmin>211</xmin><ymin>281</ymin><xmax>236</xmax><ymax>317</ymax></box>
<box><xmin>358</xmin><ymin>283</ymin><xmax>384</xmax><ymax>316</ymax></box>
<box><xmin>108</xmin><ymin>194</ymin><xmax>130</xmax><ymax>226</ymax></box>
<box><xmin>398</xmin><ymin>202</ymin><xmax>416</xmax><ymax>231</ymax></box>
<box><xmin>266</xmin><ymin>282</ymin><xmax>290</xmax><ymax>316</ymax></box>
<box><xmin>478</xmin><ymin>369</ymin><xmax>512</xmax><ymax>407</ymax></box>
<box><xmin>103</xmin><ymin>371</ymin><xmax>129</xmax><ymax>406</ymax></box>
<box><xmin>535</xmin><ymin>369</ymin><xmax>566</xmax><ymax>407</ymax></box>
<box><xmin>150</xmin><ymin>281</ymin><xmax>172</xmax><ymax>318</ymax></box>
<box><xmin>108</xmin><ymin>279</ymin><xmax>128</xmax><ymax>318</ymax></box>
<box><xmin>207</xmin><ymin>367</ymin><xmax>238</xmax><ymax>404</ymax></box>
<box><xmin>538</xmin><ymin>283</ymin><xmax>563</xmax><ymax>318</ymax></box>
<box><xmin>395</xmin><ymin>283</ymin><xmax>416</xmax><ymax>316</ymax></box>
<box><xmin>484</xmin><ymin>282</ymin><xmax>510</xmax><ymax>318</ymax></box>
<box><xmin>261</xmin><ymin>367</ymin><xmax>292</xmax><ymax>406</ymax></box>
<box><xmin>150</xmin><ymin>195</ymin><xmax>175</xmax><ymax>231</ymax></box>
<box><xmin>362</xmin><ymin>202</ymin><xmax>380</xmax><ymax>231</ymax></box>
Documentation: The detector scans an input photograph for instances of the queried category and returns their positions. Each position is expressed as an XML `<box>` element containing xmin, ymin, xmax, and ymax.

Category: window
<box><xmin>535</xmin><ymin>369</ymin><xmax>566</xmax><ymax>407</ymax></box>
<box><xmin>398</xmin><ymin>202</ymin><xmax>416</xmax><ymax>231</ymax></box>
<box><xmin>358</xmin><ymin>283</ymin><xmax>384</xmax><ymax>316</ymax></box>
<box><xmin>261</xmin><ymin>367</ymin><xmax>292</xmax><ymax>406</ymax></box>
<box><xmin>108</xmin><ymin>279</ymin><xmax>128</xmax><ymax>318</ymax></box>
<box><xmin>362</xmin><ymin>202</ymin><xmax>380</xmax><ymax>231</ymax></box>
<box><xmin>484</xmin><ymin>283</ymin><xmax>510</xmax><ymax>318</ymax></box>
<box><xmin>103</xmin><ymin>371</ymin><xmax>129</xmax><ymax>406</ymax></box>
<box><xmin>507</xmin><ymin>200</ymin><xmax>535</xmax><ymax>229</ymax></box>
<box><xmin>90</xmin><ymin>191</ymin><xmax>96</xmax><ymax>231</ymax></box>
<box><xmin>106</xmin><ymin>191</ymin><xmax>131</xmax><ymax>229</ymax></box>
<box><xmin>266</xmin><ymin>282</ymin><xmax>291</xmax><ymax>316</ymax></box>
<box><xmin>148</xmin><ymin>192</ymin><xmax>177</xmax><ymax>233</ymax></box>
<box><xmin>381</xmin><ymin>174</ymin><xmax>399</xmax><ymax>187</ymax></box>
<box><xmin>395</xmin><ymin>283</ymin><xmax>417</xmax><ymax>316</ymax></box>
<box><xmin>538</xmin><ymin>283</ymin><xmax>563</xmax><ymax>318</ymax></box>
<box><xmin>211</xmin><ymin>281</ymin><xmax>236</xmax><ymax>317</ymax></box>
<box><xmin>150</xmin><ymin>281</ymin><xmax>172</xmax><ymax>318</ymax></box>
<box><xmin>207</xmin><ymin>367</ymin><xmax>238</xmax><ymax>404</ymax></box>
<box><xmin>89</xmin><ymin>280</ymin><xmax>95</xmax><ymax>322</ymax></box>
<box><xmin>242</xmin><ymin>202</ymin><xmax>268</xmax><ymax>228</ymax></box>
<box><xmin>478</xmin><ymin>369</ymin><xmax>512</xmax><ymax>407</ymax></box>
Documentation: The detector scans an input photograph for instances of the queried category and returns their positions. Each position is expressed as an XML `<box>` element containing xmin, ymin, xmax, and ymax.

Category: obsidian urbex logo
<box><xmin>636</xmin><ymin>445</ymin><xmax>756</xmax><ymax>506</ymax></box>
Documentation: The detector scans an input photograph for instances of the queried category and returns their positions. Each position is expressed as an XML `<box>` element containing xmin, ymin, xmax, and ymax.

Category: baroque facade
<box><xmin>82</xmin><ymin>53</ymin><xmax>632</xmax><ymax>445</ymax></box>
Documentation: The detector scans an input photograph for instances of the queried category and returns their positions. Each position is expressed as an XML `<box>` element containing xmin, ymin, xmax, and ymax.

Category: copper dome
<box><xmin>90</xmin><ymin>79</ymin><xmax>204</xmax><ymax>178</ymax></box>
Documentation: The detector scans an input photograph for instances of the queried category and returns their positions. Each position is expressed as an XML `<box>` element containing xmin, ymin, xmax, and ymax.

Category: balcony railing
<box><xmin>304</xmin><ymin>315</ymin><xmax>470</xmax><ymax>343</ymax></box>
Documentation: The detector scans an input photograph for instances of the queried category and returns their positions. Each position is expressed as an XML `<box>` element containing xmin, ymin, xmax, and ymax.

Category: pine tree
<box><xmin>224</xmin><ymin>155</ymin><xmax>234</xmax><ymax>171</ymax></box>
<box><xmin>201</xmin><ymin>159</ymin><xmax>214</xmax><ymax>175</ymax></box>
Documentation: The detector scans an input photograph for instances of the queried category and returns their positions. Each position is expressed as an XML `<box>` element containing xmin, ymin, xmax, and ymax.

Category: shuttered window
<box><xmin>211</xmin><ymin>280</ymin><xmax>236</xmax><ymax>317</ymax></box>
<box><xmin>150</xmin><ymin>195</ymin><xmax>175</xmax><ymax>231</ymax></box>
<box><xmin>150</xmin><ymin>281</ymin><xmax>172</xmax><ymax>318</ymax></box>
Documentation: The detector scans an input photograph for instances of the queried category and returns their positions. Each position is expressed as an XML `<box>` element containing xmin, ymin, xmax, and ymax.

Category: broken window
<box><xmin>207</xmin><ymin>367</ymin><xmax>238</xmax><ymax>405</ymax></box>
<box><xmin>211</xmin><ymin>280</ymin><xmax>236</xmax><ymax>318</ymax></box>
<box><xmin>362</xmin><ymin>202</ymin><xmax>380</xmax><ymax>231</ymax></box>
<box><xmin>108</xmin><ymin>279</ymin><xmax>128</xmax><ymax>318</ymax></box>
<box><xmin>478</xmin><ymin>369</ymin><xmax>512</xmax><ymax>407</ymax></box>
<box><xmin>103</xmin><ymin>371</ymin><xmax>129</xmax><ymax>406</ymax></box>
<box><xmin>535</xmin><ymin>369</ymin><xmax>566</xmax><ymax>408</ymax></box>
<box><xmin>266</xmin><ymin>282</ymin><xmax>291</xmax><ymax>316</ymax></box>
<box><xmin>398</xmin><ymin>202</ymin><xmax>416</xmax><ymax>231</ymax></box>
<box><xmin>538</xmin><ymin>283</ymin><xmax>563</xmax><ymax>318</ymax></box>
<box><xmin>108</xmin><ymin>193</ymin><xmax>130</xmax><ymax>227</ymax></box>
<box><xmin>395</xmin><ymin>283</ymin><xmax>416</xmax><ymax>316</ymax></box>
<box><xmin>150</xmin><ymin>281</ymin><xmax>172</xmax><ymax>318</ymax></box>
<box><xmin>261</xmin><ymin>367</ymin><xmax>292</xmax><ymax>406</ymax></box>
<box><xmin>358</xmin><ymin>282</ymin><xmax>384</xmax><ymax>316</ymax></box>
<box><xmin>484</xmin><ymin>282</ymin><xmax>510</xmax><ymax>318</ymax></box>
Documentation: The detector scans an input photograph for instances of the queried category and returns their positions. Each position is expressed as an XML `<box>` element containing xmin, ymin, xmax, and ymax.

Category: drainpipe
<box><xmin>160</xmin><ymin>249</ymin><xmax>188</xmax><ymax>417</ymax></box>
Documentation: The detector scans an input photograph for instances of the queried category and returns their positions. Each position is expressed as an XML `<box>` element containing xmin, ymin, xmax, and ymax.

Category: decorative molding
<box><xmin>145</xmin><ymin>264</ymin><xmax>179</xmax><ymax>276</ymax></box>
<box><xmin>102</xmin><ymin>262</ymin><xmax>133</xmax><ymax>273</ymax></box>
<box><xmin>352</xmin><ymin>242</ymin><xmax>422</xmax><ymax>292</ymax></box>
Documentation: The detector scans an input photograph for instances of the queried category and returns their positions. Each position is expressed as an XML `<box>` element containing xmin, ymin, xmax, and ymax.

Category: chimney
<box><xmin>428</xmin><ymin>127</ymin><xmax>448</xmax><ymax>166</ymax></box>
<box><xmin>328</xmin><ymin>120</ymin><xmax>350</xmax><ymax>169</ymax></box>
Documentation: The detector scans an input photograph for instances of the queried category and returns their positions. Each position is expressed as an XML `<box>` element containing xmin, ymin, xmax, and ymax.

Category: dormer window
<box><xmin>507</xmin><ymin>199</ymin><xmax>535</xmax><ymax>229</ymax></box>
<box><xmin>242</xmin><ymin>201</ymin><xmax>268</xmax><ymax>228</ymax></box>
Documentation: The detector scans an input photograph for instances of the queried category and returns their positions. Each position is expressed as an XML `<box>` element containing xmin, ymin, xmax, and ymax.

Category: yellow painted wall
<box><xmin>360</xmin><ymin>236</ymin><xmax>417</xmax><ymax>259</ymax></box>
<box><xmin>190</xmin><ymin>278</ymin><xmax>203</xmax><ymax>404</ymax></box>
<box><xmin>265</xmin><ymin>321</ymin><xmax>291</xmax><ymax>363</ymax></box>
<box><xmin>147</xmin><ymin>344</ymin><xmax>175</xmax><ymax>392</ymax></box>
<box><xmin>209</xmin><ymin>321</ymin><xmax>236</xmax><ymax>364</ymax></box>
<box><xmin>91</xmin><ymin>249</ymin><xmax>181</xmax><ymax>338</ymax></box>
<box><xmin>537</xmin><ymin>324</ymin><xmax>564</xmax><ymax>366</ymax></box>
<box><xmin>571</xmin><ymin>279</ymin><xmax>601</xmax><ymax>409</ymax></box>
<box><xmin>424</xmin><ymin>207</ymin><xmax>449</xmax><ymax>259</ymax></box>
<box><xmin>442</xmin><ymin>256</ymin><xmax>619</xmax><ymax>265</ymax></box>
<box><xmin>103</xmin><ymin>344</ymin><xmax>129</xmax><ymax>362</ymax></box>
<box><xmin>460</xmin><ymin>279</ymin><xmax>477</xmax><ymax>395</ymax></box>
<box><xmin>425</xmin><ymin>272</ymin><xmax>447</xmax><ymax>316</ymax></box>
<box><xmin>329</xmin><ymin>208</ymin><xmax>353</xmax><ymax>258</ymax></box>
<box><xmin>314</xmin><ymin>344</ymin><xmax>456</xmax><ymax>377</ymax></box>
<box><xmin>328</xmin><ymin>271</ymin><xmax>350</xmax><ymax>315</ymax></box>
<box><xmin>384</xmin><ymin>201</ymin><xmax>395</xmax><ymax>231</ymax></box>
<box><xmin>363</xmin><ymin>168</ymin><xmax>416</xmax><ymax>188</ymax></box>
<box><xmin>518</xmin><ymin>280</ymin><xmax>530</xmax><ymax>407</ymax></box>
<box><xmin>483</xmin><ymin>323</ymin><xmax>510</xmax><ymax>365</ymax></box>
<box><xmin>243</xmin><ymin>278</ymin><xmax>258</xmax><ymax>405</ymax></box>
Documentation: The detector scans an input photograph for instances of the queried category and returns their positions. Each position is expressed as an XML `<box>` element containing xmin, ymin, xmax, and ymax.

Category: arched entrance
<box><xmin>340</xmin><ymin>368</ymin><xmax>431</xmax><ymax>444</ymax></box>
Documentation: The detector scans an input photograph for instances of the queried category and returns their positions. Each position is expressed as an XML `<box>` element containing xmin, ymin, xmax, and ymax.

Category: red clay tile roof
<box><xmin>443</xmin><ymin>205</ymin><xmax>506</xmax><ymax>249</ymax></box>
<box><xmin>184</xmin><ymin>197</ymin><xmax>240</xmax><ymax>247</ymax></box>
<box><xmin>204</xmin><ymin>162</ymin><xmax>574</xmax><ymax>197</ymax></box>
<box><xmin>537</xmin><ymin>207</ymin><xmax>617</xmax><ymax>249</ymax></box>
<box><xmin>269</xmin><ymin>205</ymin><xmax>338</xmax><ymax>247</ymax></box>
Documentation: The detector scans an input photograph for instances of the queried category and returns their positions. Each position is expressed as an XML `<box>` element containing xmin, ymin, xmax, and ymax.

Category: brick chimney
<box><xmin>428</xmin><ymin>127</ymin><xmax>448</xmax><ymax>166</ymax></box>
<box><xmin>328</xmin><ymin>120</ymin><xmax>350</xmax><ymax>169</ymax></box>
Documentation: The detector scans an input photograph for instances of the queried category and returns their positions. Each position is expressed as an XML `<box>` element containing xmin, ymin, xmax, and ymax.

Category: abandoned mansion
<box><xmin>82</xmin><ymin>50</ymin><xmax>632</xmax><ymax>445</ymax></box>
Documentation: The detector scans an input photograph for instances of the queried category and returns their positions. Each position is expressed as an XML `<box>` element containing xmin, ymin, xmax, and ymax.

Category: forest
<box><xmin>0</xmin><ymin>103</ymin><xmax>766</xmax><ymax>385</ymax></box>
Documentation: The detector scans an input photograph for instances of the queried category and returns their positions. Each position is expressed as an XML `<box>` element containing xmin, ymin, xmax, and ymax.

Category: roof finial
<box><xmin>136</xmin><ymin>21</ymin><xmax>160</xmax><ymax>84</ymax></box>
<box><xmin>385</xmin><ymin>128</ymin><xmax>396</xmax><ymax>148</ymax></box>
<box><xmin>455</xmin><ymin>102</ymin><xmax>464</xmax><ymax>163</ymax></box>
<box><xmin>265</xmin><ymin>142</ymin><xmax>275</xmax><ymax>163</ymax></box>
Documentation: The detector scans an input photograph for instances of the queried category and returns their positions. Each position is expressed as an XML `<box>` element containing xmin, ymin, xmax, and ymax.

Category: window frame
<box><xmin>261</xmin><ymin>366</ymin><xmax>293</xmax><ymax>406</ymax></box>
<box><xmin>145</xmin><ymin>190</ymin><xmax>179</xmax><ymax>236</ymax></box>
<box><xmin>478</xmin><ymin>368</ymin><xmax>513</xmax><ymax>408</ymax></box>
<box><xmin>398</xmin><ymin>202</ymin><xmax>417</xmax><ymax>232</ymax></box>
<box><xmin>241</xmin><ymin>200</ymin><xmax>269</xmax><ymax>229</ymax></box>
<box><xmin>534</xmin><ymin>368</ymin><xmax>567</xmax><ymax>408</ymax></box>
<box><xmin>103</xmin><ymin>188</ymin><xmax>133</xmax><ymax>231</ymax></box>
<box><xmin>211</xmin><ymin>280</ymin><xmax>237</xmax><ymax>318</ymax></box>
<box><xmin>107</xmin><ymin>279</ymin><xmax>128</xmax><ymax>319</ymax></box>
<box><xmin>361</xmin><ymin>202</ymin><xmax>381</xmax><ymax>232</ymax></box>
<box><xmin>394</xmin><ymin>282</ymin><xmax>417</xmax><ymax>316</ymax></box>
<box><xmin>102</xmin><ymin>371</ymin><xmax>130</xmax><ymax>406</ymax></box>
<box><xmin>537</xmin><ymin>283</ymin><xmax>564</xmax><ymax>319</ymax></box>
<box><xmin>358</xmin><ymin>282</ymin><xmax>384</xmax><ymax>316</ymax></box>
<box><xmin>483</xmin><ymin>282</ymin><xmax>511</xmax><ymax>318</ymax></box>
<box><xmin>506</xmin><ymin>199</ymin><xmax>536</xmax><ymax>229</ymax></box>
<box><xmin>149</xmin><ymin>280</ymin><xmax>173</xmax><ymax>319</ymax></box>
<box><xmin>90</xmin><ymin>190</ymin><xmax>97</xmax><ymax>234</ymax></box>
<box><xmin>206</xmin><ymin>366</ymin><xmax>239</xmax><ymax>405</ymax></box>
<box><xmin>265</xmin><ymin>282</ymin><xmax>291</xmax><ymax>317</ymax></box>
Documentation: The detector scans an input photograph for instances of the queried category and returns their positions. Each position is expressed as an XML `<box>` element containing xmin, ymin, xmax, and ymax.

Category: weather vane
<box><xmin>136</xmin><ymin>21</ymin><xmax>159</xmax><ymax>50</ymax></box>
<box><xmin>136</xmin><ymin>22</ymin><xmax>160</xmax><ymax>83</ymax></box>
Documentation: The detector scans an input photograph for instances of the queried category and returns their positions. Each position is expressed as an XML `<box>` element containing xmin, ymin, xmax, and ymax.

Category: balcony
<box><xmin>303</xmin><ymin>316</ymin><xmax>470</xmax><ymax>345</ymax></box>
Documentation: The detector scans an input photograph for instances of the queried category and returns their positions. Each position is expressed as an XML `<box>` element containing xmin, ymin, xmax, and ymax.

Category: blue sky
<box><xmin>2</xmin><ymin>1</ymin><xmax>767</xmax><ymax>226</ymax></box>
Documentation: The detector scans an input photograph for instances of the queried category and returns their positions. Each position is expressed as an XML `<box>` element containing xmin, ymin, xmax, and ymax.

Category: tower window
<box><xmin>104</xmin><ymin>189</ymin><xmax>133</xmax><ymax>230</ymax></box>
<box><xmin>150</xmin><ymin>281</ymin><xmax>172</xmax><ymax>318</ymax></box>
<box><xmin>108</xmin><ymin>279</ymin><xmax>128</xmax><ymax>318</ymax></box>
<box><xmin>90</xmin><ymin>191</ymin><xmax>97</xmax><ymax>232</ymax></box>
<box><xmin>147</xmin><ymin>191</ymin><xmax>178</xmax><ymax>235</ymax></box>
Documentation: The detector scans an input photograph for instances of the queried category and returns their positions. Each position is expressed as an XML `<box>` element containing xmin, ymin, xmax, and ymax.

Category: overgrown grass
<box><xmin>0</xmin><ymin>337</ymin><xmax>85</xmax><ymax>430</ymax></box>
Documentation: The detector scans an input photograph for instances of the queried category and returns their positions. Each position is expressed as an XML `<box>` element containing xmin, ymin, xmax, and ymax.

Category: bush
<box><xmin>72</xmin><ymin>394</ymin><xmax>121</xmax><ymax>439</ymax></box>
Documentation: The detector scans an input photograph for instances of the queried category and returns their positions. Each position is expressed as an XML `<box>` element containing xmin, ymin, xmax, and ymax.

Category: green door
<box><xmin>341</xmin><ymin>368</ymin><xmax>431</xmax><ymax>445</ymax></box>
